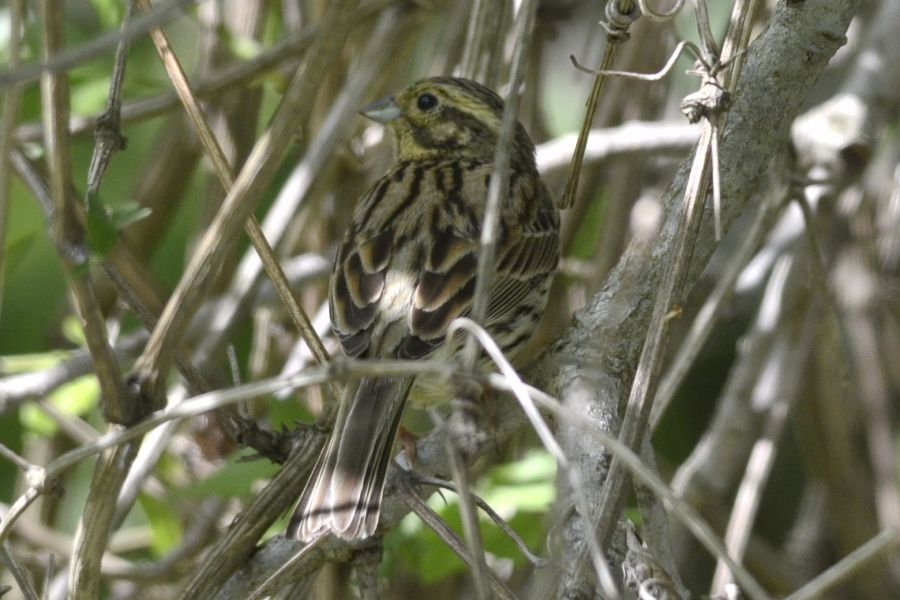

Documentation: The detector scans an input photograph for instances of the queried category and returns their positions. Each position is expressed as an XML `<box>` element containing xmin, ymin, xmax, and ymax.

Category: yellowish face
<box><xmin>361</xmin><ymin>77</ymin><xmax>532</xmax><ymax>165</ymax></box>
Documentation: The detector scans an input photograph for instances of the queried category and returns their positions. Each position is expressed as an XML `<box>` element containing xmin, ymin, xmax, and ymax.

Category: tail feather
<box><xmin>288</xmin><ymin>377</ymin><xmax>413</xmax><ymax>541</ymax></box>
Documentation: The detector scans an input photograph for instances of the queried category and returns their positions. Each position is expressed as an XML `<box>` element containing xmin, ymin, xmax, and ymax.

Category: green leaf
<box><xmin>85</xmin><ymin>193</ymin><xmax>119</xmax><ymax>257</ymax></box>
<box><xmin>486</xmin><ymin>450</ymin><xmax>556</xmax><ymax>484</ymax></box>
<box><xmin>109</xmin><ymin>202</ymin><xmax>152</xmax><ymax>229</ymax></box>
<box><xmin>89</xmin><ymin>0</ymin><xmax>124</xmax><ymax>30</ymax></box>
<box><xmin>386</xmin><ymin>451</ymin><xmax>556</xmax><ymax>584</ymax></box>
<box><xmin>175</xmin><ymin>454</ymin><xmax>280</xmax><ymax>499</ymax></box>
<box><xmin>480</xmin><ymin>450</ymin><xmax>556</xmax><ymax>514</ymax></box>
<box><xmin>569</xmin><ymin>194</ymin><xmax>607</xmax><ymax>260</ymax></box>
<box><xmin>84</xmin><ymin>196</ymin><xmax>152</xmax><ymax>257</ymax></box>
<box><xmin>2</xmin><ymin>232</ymin><xmax>38</xmax><ymax>279</ymax></box>
<box><xmin>139</xmin><ymin>493</ymin><xmax>183</xmax><ymax>556</ymax></box>
<box><xmin>387</xmin><ymin>509</ymin><xmax>464</xmax><ymax>584</ymax></box>
<box><xmin>71</xmin><ymin>76</ymin><xmax>115</xmax><ymax>116</ymax></box>
<box><xmin>482</xmin><ymin>482</ymin><xmax>555</xmax><ymax>513</ymax></box>
<box><xmin>223</xmin><ymin>30</ymin><xmax>262</xmax><ymax>61</ymax></box>
<box><xmin>20</xmin><ymin>375</ymin><xmax>99</xmax><ymax>436</ymax></box>
<box><xmin>19</xmin><ymin>406</ymin><xmax>56</xmax><ymax>437</ymax></box>
<box><xmin>61</xmin><ymin>315</ymin><xmax>87</xmax><ymax>347</ymax></box>
<box><xmin>0</xmin><ymin>351</ymin><xmax>69</xmax><ymax>373</ymax></box>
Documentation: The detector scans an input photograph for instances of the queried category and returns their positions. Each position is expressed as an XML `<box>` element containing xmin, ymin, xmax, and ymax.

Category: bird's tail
<box><xmin>288</xmin><ymin>376</ymin><xmax>413</xmax><ymax>542</ymax></box>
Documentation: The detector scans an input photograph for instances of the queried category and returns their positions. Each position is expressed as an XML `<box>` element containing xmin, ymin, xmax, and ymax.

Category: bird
<box><xmin>287</xmin><ymin>76</ymin><xmax>560</xmax><ymax>542</ymax></box>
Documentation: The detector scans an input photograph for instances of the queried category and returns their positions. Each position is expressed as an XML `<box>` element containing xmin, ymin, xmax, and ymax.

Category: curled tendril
<box><xmin>570</xmin><ymin>18</ymin><xmax>743</xmax><ymax>242</ymax></box>
<box><xmin>602</xmin><ymin>0</ymin><xmax>641</xmax><ymax>42</ymax></box>
<box><xmin>637</xmin><ymin>0</ymin><xmax>687</xmax><ymax>22</ymax></box>
<box><xmin>570</xmin><ymin>40</ymin><xmax>704</xmax><ymax>82</ymax></box>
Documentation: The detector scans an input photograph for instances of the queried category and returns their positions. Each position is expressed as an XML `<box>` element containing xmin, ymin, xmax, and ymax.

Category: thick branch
<box><xmin>530</xmin><ymin>0</ymin><xmax>859</xmax><ymax>595</ymax></box>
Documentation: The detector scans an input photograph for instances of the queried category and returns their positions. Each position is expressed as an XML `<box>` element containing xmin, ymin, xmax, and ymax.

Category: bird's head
<box><xmin>361</xmin><ymin>77</ymin><xmax>535</xmax><ymax>168</ymax></box>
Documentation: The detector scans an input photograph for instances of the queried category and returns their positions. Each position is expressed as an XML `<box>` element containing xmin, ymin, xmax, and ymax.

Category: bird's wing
<box><xmin>402</xmin><ymin>165</ymin><xmax>560</xmax><ymax>359</ymax></box>
<box><xmin>329</xmin><ymin>173</ymin><xmax>397</xmax><ymax>359</ymax></box>
<box><xmin>329</xmin><ymin>235</ymin><xmax>392</xmax><ymax>359</ymax></box>
<box><xmin>488</xmin><ymin>180</ymin><xmax>560</xmax><ymax>323</ymax></box>
<box><xmin>330</xmin><ymin>162</ymin><xmax>559</xmax><ymax>362</ymax></box>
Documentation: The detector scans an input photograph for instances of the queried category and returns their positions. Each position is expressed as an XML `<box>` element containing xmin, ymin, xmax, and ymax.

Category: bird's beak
<box><xmin>360</xmin><ymin>97</ymin><xmax>403</xmax><ymax>124</ymax></box>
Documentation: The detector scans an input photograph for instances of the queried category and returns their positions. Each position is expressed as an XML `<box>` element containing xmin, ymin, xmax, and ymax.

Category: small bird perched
<box><xmin>288</xmin><ymin>76</ymin><xmax>560</xmax><ymax>542</ymax></box>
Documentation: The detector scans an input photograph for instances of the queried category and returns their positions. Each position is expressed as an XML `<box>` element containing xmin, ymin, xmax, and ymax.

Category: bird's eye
<box><xmin>416</xmin><ymin>93</ymin><xmax>438</xmax><ymax>111</ymax></box>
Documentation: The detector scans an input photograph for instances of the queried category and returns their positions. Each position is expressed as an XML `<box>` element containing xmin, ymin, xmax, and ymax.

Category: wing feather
<box><xmin>331</xmin><ymin>161</ymin><xmax>558</xmax><ymax>363</ymax></box>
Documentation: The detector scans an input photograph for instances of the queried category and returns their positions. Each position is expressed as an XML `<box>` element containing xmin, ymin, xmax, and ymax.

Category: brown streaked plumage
<box><xmin>287</xmin><ymin>77</ymin><xmax>560</xmax><ymax>542</ymax></box>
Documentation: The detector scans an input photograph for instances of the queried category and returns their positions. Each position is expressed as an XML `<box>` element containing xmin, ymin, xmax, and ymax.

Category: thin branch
<box><xmin>84</xmin><ymin>1</ymin><xmax>134</xmax><ymax>202</ymax></box>
<box><xmin>690</xmin><ymin>0</ymin><xmax>721</xmax><ymax>60</ymax></box>
<box><xmin>40</xmin><ymin>0</ymin><xmax>136</xmax><ymax>424</ymax></box>
<box><xmin>0</xmin><ymin>0</ymin><xmax>198</xmax><ymax>90</ymax></box>
<box><xmin>559</xmin><ymin>0</ymin><xmax>639</xmax><ymax>209</ymax></box>
<box><xmin>784</xmin><ymin>529</ymin><xmax>900</xmax><ymax>600</ymax></box>
<box><xmin>451</xmin><ymin>318</ymin><xmax>619</xmax><ymax>597</ymax></box>
<box><xmin>133</xmin><ymin>0</ymin><xmax>334</xmax><ymax>390</ymax></box>
<box><xmin>651</xmin><ymin>189</ymin><xmax>785</xmax><ymax>428</ymax></box>
<box><xmin>459</xmin><ymin>0</ymin><xmax>509</xmax><ymax>88</ymax></box>
<box><xmin>465</xmin><ymin>0</ymin><xmax>536</xmax><ymax>342</ymax></box>
<box><xmin>410</xmin><ymin>473</ymin><xmax>548</xmax><ymax>568</ymax></box>
<box><xmin>638</xmin><ymin>0</ymin><xmax>686</xmax><ymax>22</ymax></box>
<box><xmin>490</xmin><ymin>378</ymin><xmax>770</xmax><ymax>600</ymax></box>
<box><xmin>569</xmin><ymin>40</ymin><xmax>702</xmax><ymax>83</ymax></box>
<box><xmin>131</xmin><ymin>0</ymin><xmax>361</xmax><ymax>404</ymax></box>
<box><xmin>592</xmin><ymin>0</ymin><xmax>760</xmax><ymax>556</ymax></box>
<box><xmin>0</xmin><ymin>333</ymin><xmax>147</xmax><ymax>413</ymax></box>
<box><xmin>399</xmin><ymin>483</ymin><xmax>518</xmax><ymax>600</ymax></box>
<box><xmin>453</xmin><ymin>3</ymin><xmax>540</xmax><ymax>597</ymax></box>
<box><xmin>244</xmin><ymin>535</ymin><xmax>327</xmax><ymax>600</ymax></box>
<box><xmin>68</xmin><ymin>439</ymin><xmax>139</xmax><ymax>599</ymax></box>
<box><xmin>1</xmin><ymin>542</ymin><xmax>40</xmax><ymax>600</ymax></box>
<box><xmin>0</xmin><ymin>443</ymin><xmax>35</xmax><ymax>473</ymax></box>
<box><xmin>66</xmin><ymin>9</ymin><xmax>156</xmax><ymax>576</ymax></box>
<box><xmin>0</xmin><ymin>0</ymin><xmax>25</xmax><ymax>318</ymax></box>
<box><xmin>0</xmin><ymin>486</ymin><xmax>53</xmax><ymax>550</ymax></box>
<box><xmin>711</xmin><ymin>286</ymin><xmax>816</xmax><ymax>594</ymax></box>
<box><xmin>42</xmin><ymin>553</ymin><xmax>55</xmax><ymax>600</ymax></box>
<box><xmin>434</xmin><ymin>411</ymin><xmax>491</xmax><ymax>600</ymax></box>
<box><xmin>12</xmin><ymin>0</ymin><xmax>411</xmax><ymax>143</ymax></box>
<box><xmin>0</xmin><ymin>358</ymin><xmax>461</xmax><ymax>548</ymax></box>
<box><xmin>535</xmin><ymin>121</ymin><xmax>699</xmax><ymax>174</ymax></box>
<box><xmin>197</xmin><ymin>359</ymin><xmax>770</xmax><ymax>599</ymax></box>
